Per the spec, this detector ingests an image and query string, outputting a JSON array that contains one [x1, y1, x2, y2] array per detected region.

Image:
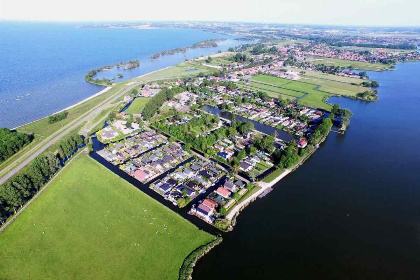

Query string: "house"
[[216, 187, 231, 199], [214, 144, 224, 151], [199, 170, 212, 179], [217, 152, 229, 159], [156, 183, 172, 194], [203, 198, 218, 209], [150, 161, 163, 170], [176, 185, 195, 197], [183, 168, 194, 177], [239, 162, 252, 172], [133, 169, 148, 181], [298, 138, 308, 148], [163, 155, 175, 163], [167, 178, 178, 187], [190, 164, 201, 172], [234, 180, 246, 188], [224, 180, 237, 192], [193, 203, 214, 223]]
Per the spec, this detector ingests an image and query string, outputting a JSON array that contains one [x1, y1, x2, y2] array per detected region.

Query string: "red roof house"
[[134, 169, 148, 181], [203, 199, 218, 209], [216, 187, 231, 198]]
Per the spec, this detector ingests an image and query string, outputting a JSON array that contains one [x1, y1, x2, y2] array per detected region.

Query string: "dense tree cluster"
[[361, 81, 379, 88], [272, 140, 300, 168], [142, 86, 184, 120], [0, 129, 33, 163], [232, 53, 248, 62], [48, 111, 68, 124], [85, 69, 112, 86], [0, 133, 84, 221], [254, 134, 275, 153], [357, 91, 378, 101], [309, 117, 333, 145]]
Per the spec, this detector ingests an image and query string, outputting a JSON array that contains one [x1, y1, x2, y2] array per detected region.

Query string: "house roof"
[[134, 169, 148, 180], [216, 187, 231, 197], [203, 199, 218, 209], [197, 204, 211, 215], [158, 183, 172, 192], [240, 162, 252, 170]]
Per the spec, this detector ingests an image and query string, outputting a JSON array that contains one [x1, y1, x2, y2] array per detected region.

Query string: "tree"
[[219, 207, 227, 217]]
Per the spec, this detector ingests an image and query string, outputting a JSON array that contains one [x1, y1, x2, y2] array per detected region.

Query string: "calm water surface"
[[194, 62, 420, 279], [0, 22, 244, 128]]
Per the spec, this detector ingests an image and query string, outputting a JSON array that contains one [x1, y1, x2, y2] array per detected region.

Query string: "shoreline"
[[12, 86, 111, 130], [12, 65, 174, 130]]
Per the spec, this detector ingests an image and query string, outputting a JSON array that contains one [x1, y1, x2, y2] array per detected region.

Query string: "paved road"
[[0, 84, 137, 184]]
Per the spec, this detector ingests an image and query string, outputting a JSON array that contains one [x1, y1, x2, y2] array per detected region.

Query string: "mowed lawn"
[[0, 154, 213, 280], [125, 97, 151, 114], [251, 75, 332, 110]]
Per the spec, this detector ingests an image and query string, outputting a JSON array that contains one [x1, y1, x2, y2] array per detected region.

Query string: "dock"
[[258, 187, 273, 198]]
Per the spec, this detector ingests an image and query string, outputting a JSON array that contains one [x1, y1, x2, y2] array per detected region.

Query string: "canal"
[[201, 105, 295, 142], [194, 61, 420, 279]]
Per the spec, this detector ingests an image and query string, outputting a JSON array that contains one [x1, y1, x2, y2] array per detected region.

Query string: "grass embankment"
[[0, 154, 213, 280], [133, 60, 214, 83], [262, 168, 285, 183], [309, 56, 393, 71], [125, 97, 151, 115]]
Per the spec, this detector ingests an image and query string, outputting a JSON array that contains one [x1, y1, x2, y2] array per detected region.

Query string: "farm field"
[[308, 56, 393, 71], [299, 69, 365, 85], [247, 82, 303, 98], [0, 154, 213, 280], [125, 97, 151, 114], [250, 75, 332, 110], [300, 76, 365, 97]]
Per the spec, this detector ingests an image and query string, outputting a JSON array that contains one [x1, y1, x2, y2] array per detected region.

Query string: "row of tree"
[[0, 133, 84, 221], [0, 128, 33, 163], [142, 86, 184, 120], [48, 111, 68, 124]]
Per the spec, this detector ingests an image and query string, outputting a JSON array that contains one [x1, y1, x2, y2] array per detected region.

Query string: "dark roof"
[[240, 162, 252, 170], [190, 164, 200, 171], [187, 181, 199, 189], [176, 185, 194, 196], [235, 180, 245, 187], [167, 178, 178, 186], [158, 183, 172, 192], [163, 155, 174, 162], [199, 170, 211, 179]]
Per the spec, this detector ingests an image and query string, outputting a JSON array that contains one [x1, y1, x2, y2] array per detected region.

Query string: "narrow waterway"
[[201, 105, 295, 142], [194, 62, 420, 279]]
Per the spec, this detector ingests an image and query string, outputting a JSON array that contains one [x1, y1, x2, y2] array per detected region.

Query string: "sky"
[[0, 0, 419, 27]]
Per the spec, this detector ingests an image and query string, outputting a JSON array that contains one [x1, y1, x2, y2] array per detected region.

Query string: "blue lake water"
[[0, 22, 246, 128]]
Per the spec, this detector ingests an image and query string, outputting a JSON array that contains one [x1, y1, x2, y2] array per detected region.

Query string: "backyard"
[[125, 97, 151, 114]]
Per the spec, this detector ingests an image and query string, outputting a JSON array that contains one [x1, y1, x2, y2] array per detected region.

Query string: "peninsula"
[[1, 23, 419, 280]]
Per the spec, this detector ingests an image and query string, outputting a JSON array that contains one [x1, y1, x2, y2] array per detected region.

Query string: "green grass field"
[[250, 75, 332, 110], [0, 154, 213, 280], [309, 56, 393, 71], [125, 97, 151, 115], [134, 61, 213, 83]]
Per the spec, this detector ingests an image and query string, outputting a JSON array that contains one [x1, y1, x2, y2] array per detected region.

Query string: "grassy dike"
[[0, 154, 213, 280]]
